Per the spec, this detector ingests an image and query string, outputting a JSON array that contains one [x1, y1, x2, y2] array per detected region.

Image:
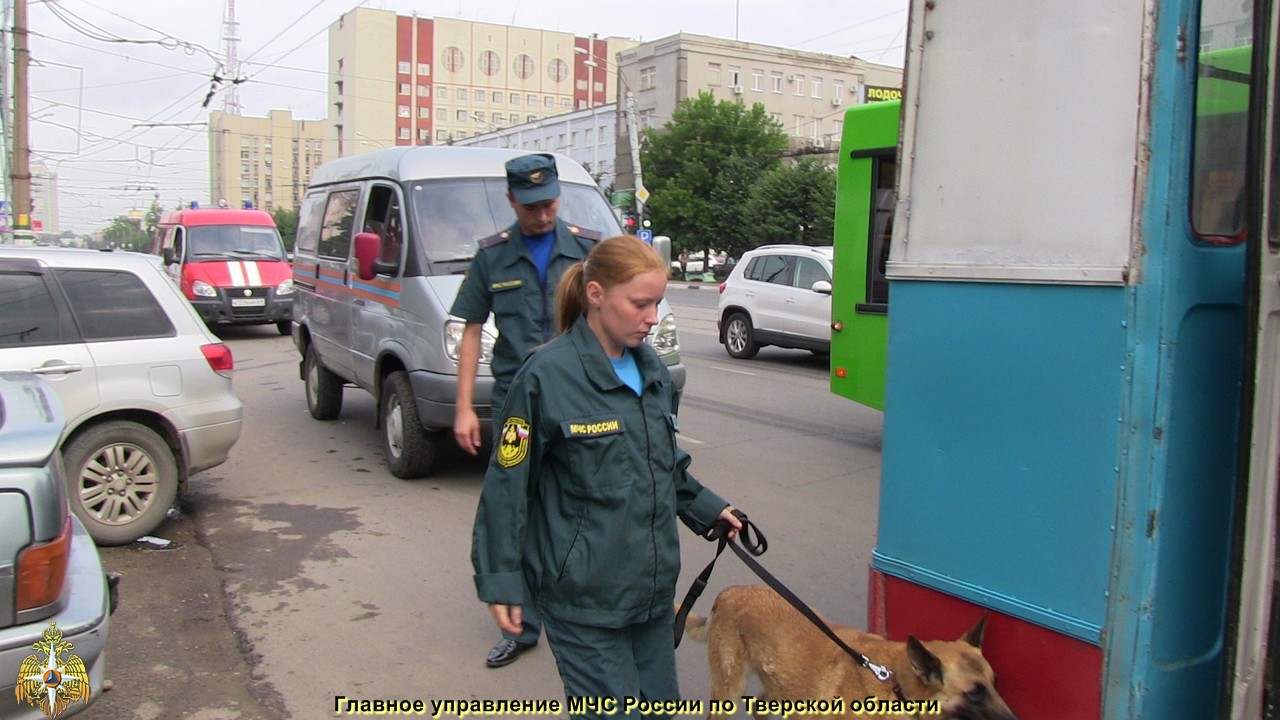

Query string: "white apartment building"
[[208, 109, 327, 212], [451, 103, 620, 189], [326, 7, 635, 157], [613, 33, 904, 189]]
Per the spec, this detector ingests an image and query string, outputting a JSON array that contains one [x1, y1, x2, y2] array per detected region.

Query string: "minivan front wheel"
[[723, 312, 760, 360], [381, 371, 437, 479], [304, 345, 343, 420], [63, 420, 179, 546]]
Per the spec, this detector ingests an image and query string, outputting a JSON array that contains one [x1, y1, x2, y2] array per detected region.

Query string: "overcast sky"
[[25, 0, 907, 232]]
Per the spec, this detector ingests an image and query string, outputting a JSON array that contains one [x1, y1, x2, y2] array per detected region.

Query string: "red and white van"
[[153, 207, 294, 335]]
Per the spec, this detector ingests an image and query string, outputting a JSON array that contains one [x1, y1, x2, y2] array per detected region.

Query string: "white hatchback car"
[[0, 248, 244, 545], [716, 244, 834, 359]]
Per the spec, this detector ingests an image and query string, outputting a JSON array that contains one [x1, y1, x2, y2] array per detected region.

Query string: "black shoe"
[[486, 638, 536, 668]]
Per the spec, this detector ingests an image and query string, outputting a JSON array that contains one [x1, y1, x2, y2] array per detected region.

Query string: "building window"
[[510, 113, 519, 124], [418, 84, 430, 97], [475, 89, 485, 102], [794, 114, 804, 136], [527, 115, 537, 123], [752, 69, 764, 91], [493, 112, 503, 125], [473, 110, 485, 122], [419, 107, 430, 119], [510, 92, 521, 104], [437, 87, 448, 100], [398, 61, 411, 74], [398, 105, 410, 118], [770, 111, 783, 125], [399, 127, 411, 140], [443, 46, 465, 72], [585, 128, 594, 145], [729, 66, 741, 88], [514, 54, 536, 80], [548, 58, 569, 83], [479, 50, 501, 76], [493, 91, 503, 103], [640, 66, 657, 90], [419, 128, 429, 141], [527, 94, 538, 106], [437, 130, 448, 141], [544, 96, 555, 107], [561, 97, 572, 108], [707, 62, 721, 86], [418, 62, 430, 76], [811, 77, 822, 98], [772, 72, 783, 93], [793, 74, 805, 95], [457, 109, 468, 121], [399, 83, 411, 95], [833, 80, 844, 98]]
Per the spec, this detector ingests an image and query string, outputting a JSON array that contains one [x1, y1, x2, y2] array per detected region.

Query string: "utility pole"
[[625, 93, 647, 217], [11, 0, 30, 240]]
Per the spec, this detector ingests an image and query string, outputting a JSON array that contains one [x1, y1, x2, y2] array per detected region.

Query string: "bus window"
[[1190, 0, 1252, 242], [868, 157, 896, 305]]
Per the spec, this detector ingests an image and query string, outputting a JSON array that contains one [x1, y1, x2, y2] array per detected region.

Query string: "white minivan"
[[291, 147, 685, 478]]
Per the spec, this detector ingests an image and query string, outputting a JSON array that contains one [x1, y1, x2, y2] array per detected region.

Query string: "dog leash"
[[674, 511, 913, 707]]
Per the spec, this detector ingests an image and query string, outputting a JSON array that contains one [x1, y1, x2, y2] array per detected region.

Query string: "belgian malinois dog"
[[683, 585, 1018, 720]]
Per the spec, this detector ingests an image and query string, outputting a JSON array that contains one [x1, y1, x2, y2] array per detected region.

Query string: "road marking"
[[679, 434, 705, 445], [709, 365, 757, 376]]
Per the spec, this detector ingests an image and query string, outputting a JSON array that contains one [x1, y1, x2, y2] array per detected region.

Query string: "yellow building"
[[208, 109, 327, 212]]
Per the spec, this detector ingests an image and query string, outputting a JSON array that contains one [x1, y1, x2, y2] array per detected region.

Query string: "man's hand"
[[454, 406, 483, 455]]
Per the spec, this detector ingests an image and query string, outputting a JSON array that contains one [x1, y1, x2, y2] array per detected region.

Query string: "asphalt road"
[[82, 285, 884, 719]]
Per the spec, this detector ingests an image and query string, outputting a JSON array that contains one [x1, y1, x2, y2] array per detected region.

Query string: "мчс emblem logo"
[[497, 417, 531, 468], [14, 622, 91, 719]]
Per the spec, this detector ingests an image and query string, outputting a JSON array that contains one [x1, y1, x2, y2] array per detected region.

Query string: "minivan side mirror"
[[162, 247, 176, 265], [811, 280, 833, 295], [354, 232, 398, 280]]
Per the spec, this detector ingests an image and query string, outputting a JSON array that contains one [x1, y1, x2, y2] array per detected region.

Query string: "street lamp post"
[[575, 49, 647, 218]]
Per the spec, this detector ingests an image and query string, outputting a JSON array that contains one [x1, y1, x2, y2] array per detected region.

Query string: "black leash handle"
[[673, 510, 763, 648]]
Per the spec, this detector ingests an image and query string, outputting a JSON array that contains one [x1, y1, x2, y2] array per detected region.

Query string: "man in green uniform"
[[451, 153, 600, 668]]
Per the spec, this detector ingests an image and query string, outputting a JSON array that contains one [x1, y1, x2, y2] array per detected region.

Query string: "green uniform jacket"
[[450, 219, 600, 404], [472, 319, 728, 628]]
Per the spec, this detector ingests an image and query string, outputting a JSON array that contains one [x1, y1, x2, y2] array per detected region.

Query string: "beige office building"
[[614, 33, 904, 188], [208, 109, 328, 213], [326, 7, 635, 156], [29, 158, 60, 234]]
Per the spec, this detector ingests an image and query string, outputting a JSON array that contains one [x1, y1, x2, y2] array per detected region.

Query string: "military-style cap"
[[506, 153, 561, 204]]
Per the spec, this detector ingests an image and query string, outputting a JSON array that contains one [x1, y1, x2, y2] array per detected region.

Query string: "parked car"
[[717, 244, 834, 359], [291, 146, 684, 479], [0, 248, 244, 545], [0, 372, 114, 720]]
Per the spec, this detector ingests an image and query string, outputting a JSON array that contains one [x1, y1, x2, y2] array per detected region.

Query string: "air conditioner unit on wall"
[[731, 85, 743, 94], [831, 97, 843, 106]]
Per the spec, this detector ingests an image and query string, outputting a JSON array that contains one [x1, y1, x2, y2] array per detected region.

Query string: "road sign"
[[636, 186, 650, 203], [637, 229, 653, 244]]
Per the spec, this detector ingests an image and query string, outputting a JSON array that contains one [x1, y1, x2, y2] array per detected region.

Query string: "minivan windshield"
[[409, 177, 623, 266], [187, 225, 287, 260]]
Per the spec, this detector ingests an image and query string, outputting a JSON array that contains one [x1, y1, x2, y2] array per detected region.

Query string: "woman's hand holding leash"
[[716, 506, 743, 540]]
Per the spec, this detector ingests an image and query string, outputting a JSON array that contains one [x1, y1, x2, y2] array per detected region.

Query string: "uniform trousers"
[[539, 606, 680, 720]]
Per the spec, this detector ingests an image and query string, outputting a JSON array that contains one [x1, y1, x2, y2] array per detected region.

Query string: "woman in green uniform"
[[471, 235, 742, 718]]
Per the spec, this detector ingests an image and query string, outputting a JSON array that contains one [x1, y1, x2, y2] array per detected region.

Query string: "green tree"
[[101, 216, 149, 252], [742, 158, 837, 248], [271, 207, 300, 250], [143, 197, 164, 246], [640, 91, 787, 260]]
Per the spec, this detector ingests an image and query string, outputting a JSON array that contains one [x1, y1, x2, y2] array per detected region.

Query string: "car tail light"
[[719, 282, 727, 294], [202, 343, 235, 376], [17, 516, 72, 611]]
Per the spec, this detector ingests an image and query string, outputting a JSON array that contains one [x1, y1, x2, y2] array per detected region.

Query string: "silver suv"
[[0, 372, 113, 719], [0, 248, 244, 545], [717, 244, 834, 359]]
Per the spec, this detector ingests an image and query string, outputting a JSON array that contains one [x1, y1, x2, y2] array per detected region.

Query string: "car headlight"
[[192, 280, 217, 298], [276, 278, 295, 296], [444, 319, 496, 364], [648, 313, 680, 357]]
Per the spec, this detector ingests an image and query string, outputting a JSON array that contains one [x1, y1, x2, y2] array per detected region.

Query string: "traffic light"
[[641, 207, 652, 229], [623, 212, 638, 232]]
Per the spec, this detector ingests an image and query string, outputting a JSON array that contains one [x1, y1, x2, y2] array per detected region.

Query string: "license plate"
[[231, 297, 266, 307]]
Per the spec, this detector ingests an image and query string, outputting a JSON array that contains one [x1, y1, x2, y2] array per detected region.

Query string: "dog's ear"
[[960, 614, 987, 648], [907, 636, 944, 686]]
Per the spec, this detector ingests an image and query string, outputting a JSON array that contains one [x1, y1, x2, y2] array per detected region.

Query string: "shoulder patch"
[[478, 230, 512, 250], [568, 226, 601, 243], [497, 417, 532, 468]]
